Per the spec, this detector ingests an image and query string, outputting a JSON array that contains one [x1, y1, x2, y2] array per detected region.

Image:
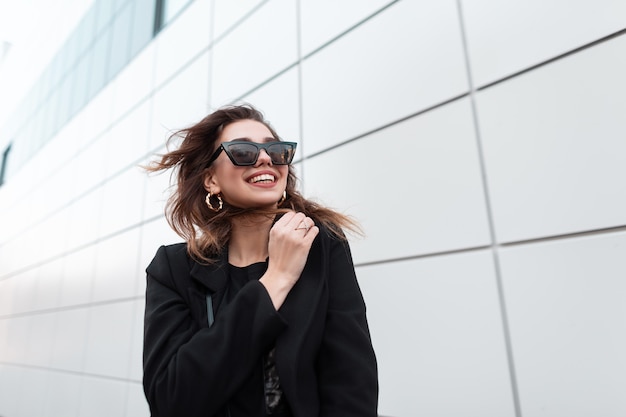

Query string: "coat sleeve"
[[316, 237, 379, 416], [143, 245, 287, 417]]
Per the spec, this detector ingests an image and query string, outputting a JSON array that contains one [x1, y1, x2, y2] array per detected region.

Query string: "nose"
[[256, 148, 272, 165]]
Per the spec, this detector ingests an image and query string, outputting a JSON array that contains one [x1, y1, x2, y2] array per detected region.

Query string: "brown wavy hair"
[[145, 104, 360, 263]]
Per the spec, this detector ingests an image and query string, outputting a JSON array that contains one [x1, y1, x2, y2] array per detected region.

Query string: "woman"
[[143, 104, 378, 417]]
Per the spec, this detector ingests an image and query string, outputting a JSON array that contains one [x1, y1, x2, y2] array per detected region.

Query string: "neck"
[[228, 214, 273, 267]]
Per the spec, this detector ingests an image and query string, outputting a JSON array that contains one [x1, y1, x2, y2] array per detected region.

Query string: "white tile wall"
[[77, 376, 129, 417], [358, 250, 515, 417], [0, 277, 16, 316], [0, 365, 21, 416], [45, 157, 78, 214], [32, 257, 64, 311], [4, 316, 31, 364], [301, 0, 468, 156], [105, 100, 152, 177], [242, 66, 301, 150], [81, 82, 116, 146], [83, 301, 135, 378], [299, 0, 394, 57], [477, 35, 626, 243], [110, 42, 157, 122], [499, 232, 626, 416], [137, 219, 183, 291], [10, 270, 39, 315], [67, 137, 109, 200], [38, 207, 71, 260], [125, 382, 151, 417], [24, 311, 56, 367], [64, 191, 104, 250], [0, 182, 21, 240], [153, 0, 212, 88], [127, 298, 146, 381], [212, 0, 265, 40], [0, 318, 7, 361], [98, 169, 146, 236], [91, 228, 142, 302], [210, 0, 298, 106], [142, 168, 173, 219], [304, 98, 491, 264], [16, 368, 50, 417], [461, 0, 626, 86], [149, 51, 211, 150], [7, 193, 36, 242], [43, 372, 83, 417], [50, 307, 90, 373], [59, 245, 96, 308]]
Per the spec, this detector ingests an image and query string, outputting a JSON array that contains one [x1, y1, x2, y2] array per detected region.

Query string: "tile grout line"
[[0, 295, 144, 320], [476, 27, 626, 91], [0, 361, 143, 384], [455, 2, 523, 416], [353, 224, 626, 269], [354, 245, 492, 268]]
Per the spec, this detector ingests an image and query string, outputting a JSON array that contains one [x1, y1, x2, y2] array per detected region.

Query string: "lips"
[[248, 173, 276, 184]]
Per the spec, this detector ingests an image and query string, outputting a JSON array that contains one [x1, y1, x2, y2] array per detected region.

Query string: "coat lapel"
[[189, 249, 229, 294]]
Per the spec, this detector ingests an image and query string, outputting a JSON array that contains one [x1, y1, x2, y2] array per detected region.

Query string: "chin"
[[231, 200, 280, 210]]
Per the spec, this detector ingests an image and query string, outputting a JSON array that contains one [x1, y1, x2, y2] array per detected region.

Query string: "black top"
[[225, 261, 292, 417]]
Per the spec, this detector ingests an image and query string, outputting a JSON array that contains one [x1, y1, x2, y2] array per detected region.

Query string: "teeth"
[[249, 174, 275, 183]]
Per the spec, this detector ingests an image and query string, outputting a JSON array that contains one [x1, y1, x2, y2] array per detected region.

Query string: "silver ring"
[[296, 221, 310, 231]]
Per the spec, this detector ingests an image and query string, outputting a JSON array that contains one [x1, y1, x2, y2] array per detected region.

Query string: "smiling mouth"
[[248, 174, 276, 184]]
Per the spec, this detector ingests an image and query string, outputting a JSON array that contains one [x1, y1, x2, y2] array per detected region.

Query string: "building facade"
[[1, 0, 625, 416]]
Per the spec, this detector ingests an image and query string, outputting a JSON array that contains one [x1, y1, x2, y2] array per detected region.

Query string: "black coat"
[[143, 226, 378, 417]]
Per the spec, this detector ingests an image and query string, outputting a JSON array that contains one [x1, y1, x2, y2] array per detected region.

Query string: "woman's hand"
[[259, 211, 319, 309]]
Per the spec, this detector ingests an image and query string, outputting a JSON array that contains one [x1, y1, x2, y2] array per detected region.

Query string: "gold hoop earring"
[[206, 192, 223, 212], [278, 190, 286, 205]]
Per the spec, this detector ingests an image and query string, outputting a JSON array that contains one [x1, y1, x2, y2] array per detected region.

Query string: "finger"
[[295, 216, 314, 232], [302, 225, 319, 241], [295, 220, 310, 231], [285, 212, 306, 230], [274, 210, 296, 228]]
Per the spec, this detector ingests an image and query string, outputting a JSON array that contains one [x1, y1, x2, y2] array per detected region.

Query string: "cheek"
[[210, 165, 240, 191]]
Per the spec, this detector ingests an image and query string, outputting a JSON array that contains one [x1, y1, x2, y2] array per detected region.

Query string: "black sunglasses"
[[207, 141, 297, 167]]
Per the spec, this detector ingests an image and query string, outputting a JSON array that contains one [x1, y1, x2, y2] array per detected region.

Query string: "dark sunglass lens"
[[267, 143, 294, 164], [228, 143, 258, 165]]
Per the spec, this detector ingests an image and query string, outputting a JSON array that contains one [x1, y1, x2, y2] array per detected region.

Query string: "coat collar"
[[189, 248, 229, 293]]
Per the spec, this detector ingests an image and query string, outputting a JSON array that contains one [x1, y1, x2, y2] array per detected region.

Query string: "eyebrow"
[[230, 137, 278, 143]]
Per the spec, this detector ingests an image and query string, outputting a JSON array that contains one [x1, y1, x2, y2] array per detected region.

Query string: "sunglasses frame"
[[207, 141, 297, 167]]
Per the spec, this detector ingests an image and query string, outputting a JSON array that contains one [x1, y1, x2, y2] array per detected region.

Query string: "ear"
[[204, 173, 220, 194]]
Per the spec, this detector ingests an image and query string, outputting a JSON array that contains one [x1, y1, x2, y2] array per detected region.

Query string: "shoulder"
[[314, 221, 342, 241], [314, 221, 349, 248], [311, 222, 354, 265], [146, 242, 191, 282]]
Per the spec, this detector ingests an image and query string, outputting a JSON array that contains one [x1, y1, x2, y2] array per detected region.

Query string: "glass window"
[[69, 54, 92, 116], [0, 143, 12, 186], [113, 0, 131, 15], [107, 3, 133, 79], [59, 32, 79, 77], [48, 53, 64, 94], [75, 7, 97, 58], [154, 0, 192, 34], [87, 28, 112, 99], [129, 0, 156, 57], [56, 74, 74, 131], [94, 0, 115, 36]]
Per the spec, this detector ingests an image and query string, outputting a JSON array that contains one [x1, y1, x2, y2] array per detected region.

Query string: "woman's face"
[[204, 119, 289, 209]]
